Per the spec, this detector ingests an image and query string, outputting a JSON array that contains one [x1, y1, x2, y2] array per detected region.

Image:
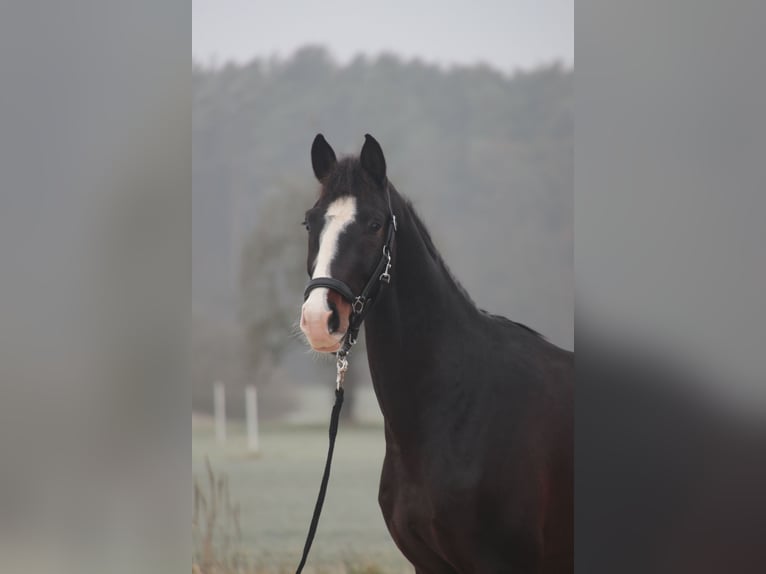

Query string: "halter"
[[302, 185, 397, 361]]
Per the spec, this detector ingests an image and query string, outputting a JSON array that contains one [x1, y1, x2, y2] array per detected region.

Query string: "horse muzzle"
[[300, 288, 352, 352]]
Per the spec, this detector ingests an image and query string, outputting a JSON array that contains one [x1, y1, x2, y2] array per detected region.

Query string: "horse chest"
[[378, 448, 483, 569]]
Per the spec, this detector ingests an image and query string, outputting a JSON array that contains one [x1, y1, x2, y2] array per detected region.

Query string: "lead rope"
[[294, 348, 350, 574]]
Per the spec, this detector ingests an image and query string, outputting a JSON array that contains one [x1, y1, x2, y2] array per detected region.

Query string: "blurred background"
[[193, 1, 572, 571]]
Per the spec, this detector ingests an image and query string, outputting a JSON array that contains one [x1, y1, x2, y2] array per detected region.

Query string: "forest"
[[192, 47, 572, 417]]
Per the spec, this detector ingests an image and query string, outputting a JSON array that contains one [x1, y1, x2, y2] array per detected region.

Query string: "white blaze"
[[303, 196, 357, 315]]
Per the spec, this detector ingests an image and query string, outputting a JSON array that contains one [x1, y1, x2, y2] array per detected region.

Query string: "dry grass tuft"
[[193, 457, 253, 573]]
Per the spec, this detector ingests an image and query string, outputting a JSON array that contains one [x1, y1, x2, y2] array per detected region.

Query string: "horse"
[[299, 133, 573, 573]]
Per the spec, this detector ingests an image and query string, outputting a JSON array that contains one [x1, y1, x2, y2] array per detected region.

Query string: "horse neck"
[[363, 193, 477, 441]]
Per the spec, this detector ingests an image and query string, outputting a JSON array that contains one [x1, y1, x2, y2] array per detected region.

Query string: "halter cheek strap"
[[303, 187, 397, 357]]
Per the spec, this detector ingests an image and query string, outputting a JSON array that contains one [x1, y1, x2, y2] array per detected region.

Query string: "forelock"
[[320, 157, 378, 201]]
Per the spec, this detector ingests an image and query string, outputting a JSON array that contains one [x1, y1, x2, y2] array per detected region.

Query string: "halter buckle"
[[352, 297, 366, 314]]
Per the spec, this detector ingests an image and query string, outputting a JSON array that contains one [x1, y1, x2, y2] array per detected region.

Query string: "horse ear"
[[360, 133, 387, 186], [311, 134, 337, 181]]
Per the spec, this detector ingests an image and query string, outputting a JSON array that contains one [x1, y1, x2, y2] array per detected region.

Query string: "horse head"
[[300, 133, 395, 352]]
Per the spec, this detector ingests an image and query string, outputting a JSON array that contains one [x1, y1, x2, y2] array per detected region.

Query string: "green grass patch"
[[193, 422, 411, 573]]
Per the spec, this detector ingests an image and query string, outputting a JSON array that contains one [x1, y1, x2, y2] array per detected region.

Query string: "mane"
[[322, 158, 544, 340], [398, 192, 544, 340], [400, 195, 477, 306]]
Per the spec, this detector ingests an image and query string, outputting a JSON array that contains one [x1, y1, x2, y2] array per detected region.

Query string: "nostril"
[[327, 300, 340, 333]]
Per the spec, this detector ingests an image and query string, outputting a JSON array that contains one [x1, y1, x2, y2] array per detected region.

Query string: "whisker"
[[288, 321, 305, 341]]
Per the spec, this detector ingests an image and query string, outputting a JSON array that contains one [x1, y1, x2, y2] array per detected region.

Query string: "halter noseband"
[[303, 186, 397, 356]]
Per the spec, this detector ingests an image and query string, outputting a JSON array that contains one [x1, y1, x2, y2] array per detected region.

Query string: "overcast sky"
[[193, 0, 573, 73]]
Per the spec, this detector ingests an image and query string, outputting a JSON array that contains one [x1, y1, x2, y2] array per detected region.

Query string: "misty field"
[[193, 388, 412, 573]]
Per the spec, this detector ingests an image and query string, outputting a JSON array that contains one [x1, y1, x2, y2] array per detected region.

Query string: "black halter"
[[303, 186, 397, 356]]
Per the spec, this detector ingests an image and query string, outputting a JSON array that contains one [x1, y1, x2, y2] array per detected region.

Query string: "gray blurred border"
[[577, 1, 766, 572], [0, 2, 189, 573]]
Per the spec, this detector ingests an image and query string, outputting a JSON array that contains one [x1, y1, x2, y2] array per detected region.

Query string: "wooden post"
[[214, 381, 226, 444], [245, 385, 260, 453]]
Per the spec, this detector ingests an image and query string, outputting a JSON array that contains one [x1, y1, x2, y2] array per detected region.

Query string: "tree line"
[[193, 47, 572, 417]]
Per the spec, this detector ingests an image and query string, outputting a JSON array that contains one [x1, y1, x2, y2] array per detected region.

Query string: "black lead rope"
[[294, 385, 344, 574]]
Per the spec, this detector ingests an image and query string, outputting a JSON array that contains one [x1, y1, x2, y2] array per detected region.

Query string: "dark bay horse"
[[299, 134, 573, 573]]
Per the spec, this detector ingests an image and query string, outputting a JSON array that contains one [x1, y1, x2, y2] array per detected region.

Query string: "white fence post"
[[245, 385, 260, 453], [214, 381, 226, 444]]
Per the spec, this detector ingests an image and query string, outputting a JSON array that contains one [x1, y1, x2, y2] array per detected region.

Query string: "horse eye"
[[369, 221, 382, 231]]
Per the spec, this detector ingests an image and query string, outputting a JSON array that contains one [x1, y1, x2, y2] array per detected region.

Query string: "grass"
[[193, 397, 412, 574]]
